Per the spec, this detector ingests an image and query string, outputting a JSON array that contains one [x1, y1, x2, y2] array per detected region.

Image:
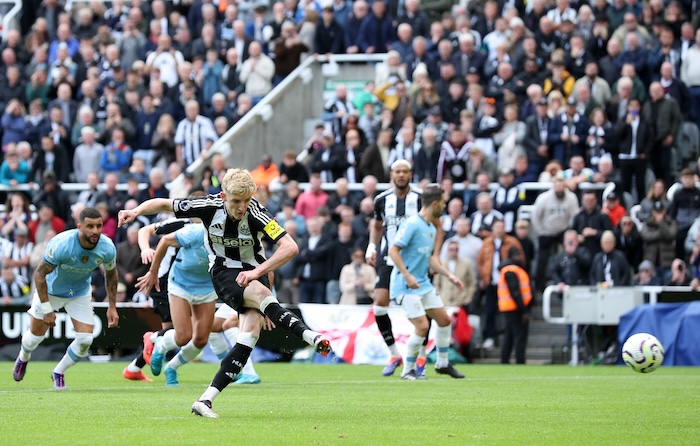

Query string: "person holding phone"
[[615, 97, 653, 199]]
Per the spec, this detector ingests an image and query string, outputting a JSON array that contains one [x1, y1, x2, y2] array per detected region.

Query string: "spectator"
[[669, 168, 700, 259], [145, 35, 184, 89], [0, 266, 31, 307], [344, 0, 369, 54], [31, 135, 69, 184], [326, 222, 355, 304], [295, 173, 329, 220], [28, 204, 65, 245], [315, 4, 345, 56], [3, 227, 34, 279], [70, 106, 98, 149], [571, 191, 613, 255], [174, 100, 216, 169], [498, 247, 532, 365], [239, 41, 275, 105], [339, 247, 376, 305], [533, 176, 580, 290], [0, 193, 33, 242], [1, 100, 26, 147], [310, 130, 339, 183], [72, 127, 104, 183], [76, 172, 101, 208], [297, 216, 330, 304], [357, 0, 395, 54], [440, 217, 483, 275], [634, 260, 663, 286], [640, 200, 677, 281], [637, 179, 667, 229], [493, 105, 526, 173], [471, 192, 504, 240], [476, 219, 524, 351], [0, 147, 31, 187], [435, 240, 476, 308], [523, 97, 552, 174], [221, 48, 244, 104], [100, 127, 133, 181], [681, 28, 700, 130], [135, 167, 169, 205], [93, 172, 126, 218], [351, 197, 374, 248], [615, 215, 644, 273], [589, 230, 631, 286], [100, 102, 135, 145], [24, 99, 51, 148], [642, 82, 682, 185], [667, 258, 691, 286], [151, 113, 177, 171], [250, 154, 280, 189], [614, 97, 651, 198], [278, 149, 310, 184]]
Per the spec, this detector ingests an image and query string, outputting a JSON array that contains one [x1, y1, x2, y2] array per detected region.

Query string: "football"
[[621, 333, 665, 373]]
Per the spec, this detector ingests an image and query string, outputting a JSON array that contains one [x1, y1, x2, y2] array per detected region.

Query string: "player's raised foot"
[[415, 357, 427, 379], [142, 331, 155, 365], [435, 364, 465, 379], [52, 372, 67, 390], [12, 358, 27, 382], [164, 366, 179, 387], [192, 400, 219, 418], [401, 370, 418, 380], [150, 338, 165, 376], [313, 335, 332, 357], [382, 356, 403, 376], [233, 373, 261, 385], [122, 367, 153, 382]]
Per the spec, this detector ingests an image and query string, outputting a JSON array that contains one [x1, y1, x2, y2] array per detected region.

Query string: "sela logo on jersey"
[[209, 234, 254, 247], [385, 215, 408, 226]]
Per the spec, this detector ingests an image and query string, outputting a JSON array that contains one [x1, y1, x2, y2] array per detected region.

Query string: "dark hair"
[[80, 207, 102, 222], [189, 190, 207, 198], [422, 185, 443, 207]]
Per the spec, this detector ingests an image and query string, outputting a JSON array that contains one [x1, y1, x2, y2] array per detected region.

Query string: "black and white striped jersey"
[[3, 241, 34, 279], [152, 217, 192, 279], [0, 274, 30, 299], [373, 186, 422, 265], [172, 195, 287, 270]]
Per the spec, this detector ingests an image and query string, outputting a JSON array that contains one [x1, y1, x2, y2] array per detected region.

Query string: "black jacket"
[[613, 225, 644, 273], [296, 234, 331, 281], [314, 20, 345, 54], [571, 207, 613, 255], [549, 247, 592, 286], [589, 249, 631, 286], [614, 116, 654, 158]]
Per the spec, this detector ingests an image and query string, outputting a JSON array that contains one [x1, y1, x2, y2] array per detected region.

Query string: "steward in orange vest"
[[497, 247, 532, 364]]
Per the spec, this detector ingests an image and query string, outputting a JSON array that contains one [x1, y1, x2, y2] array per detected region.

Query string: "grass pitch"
[[1, 361, 699, 445]]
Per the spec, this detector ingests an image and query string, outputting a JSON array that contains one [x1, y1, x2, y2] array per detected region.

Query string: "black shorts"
[[211, 264, 271, 313], [150, 276, 171, 323], [375, 256, 393, 291]]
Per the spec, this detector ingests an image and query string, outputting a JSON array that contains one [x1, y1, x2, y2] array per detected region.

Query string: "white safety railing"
[[542, 285, 694, 365], [0, 0, 20, 41]]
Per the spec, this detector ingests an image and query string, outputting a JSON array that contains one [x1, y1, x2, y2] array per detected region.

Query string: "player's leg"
[[164, 298, 216, 386], [425, 297, 464, 379], [192, 309, 264, 418], [13, 310, 49, 382], [152, 294, 192, 376], [373, 263, 401, 374], [397, 294, 429, 380], [208, 313, 229, 360], [415, 317, 432, 378], [49, 294, 96, 389], [229, 312, 259, 384]]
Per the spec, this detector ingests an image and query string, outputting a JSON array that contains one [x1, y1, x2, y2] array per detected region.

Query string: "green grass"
[[1, 362, 699, 445]]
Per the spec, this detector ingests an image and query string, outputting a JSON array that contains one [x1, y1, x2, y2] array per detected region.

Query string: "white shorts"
[[393, 289, 445, 319], [214, 304, 236, 320], [28, 291, 95, 325], [168, 281, 218, 305]]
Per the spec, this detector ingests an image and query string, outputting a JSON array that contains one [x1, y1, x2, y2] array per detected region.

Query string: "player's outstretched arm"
[[236, 234, 299, 287], [138, 223, 158, 264], [118, 198, 174, 227], [34, 260, 57, 327], [104, 266, 120, 328], [136, 233, 179, 295]]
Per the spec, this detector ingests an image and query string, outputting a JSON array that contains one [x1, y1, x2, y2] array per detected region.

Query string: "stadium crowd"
[[3, 0, 700, 340]]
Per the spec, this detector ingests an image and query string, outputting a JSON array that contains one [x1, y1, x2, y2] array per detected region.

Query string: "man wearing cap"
[[634, 260, 663, 285], [497, 246, 532, 364], [668, 168, 700, 258], [640, 200, 677, 281]]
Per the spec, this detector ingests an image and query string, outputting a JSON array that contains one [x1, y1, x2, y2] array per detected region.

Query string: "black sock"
[[375, 313, 395, 347], [263, 303, 309, 339], [157, 328, 171, 337], [211, 344, 253, 391], [423, 317, 432, 346], [135, 351, 147, 368]]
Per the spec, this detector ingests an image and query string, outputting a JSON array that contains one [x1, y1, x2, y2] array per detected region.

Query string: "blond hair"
[[221, 168, 257, 197]]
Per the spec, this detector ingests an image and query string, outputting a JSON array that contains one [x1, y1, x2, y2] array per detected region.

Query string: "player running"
[[366, 160, 442, 376], [13, 207, 119, 389], [208, 304, 260, 384], [118, 168, 331, 418], [388, 185, 465, 380]]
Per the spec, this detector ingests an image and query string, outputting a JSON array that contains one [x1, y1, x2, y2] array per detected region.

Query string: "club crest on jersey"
[[81, 256, 89, 264], [95, 258, 103, 264], [179, 200, 192, 212], [238, 221, 250, 235]]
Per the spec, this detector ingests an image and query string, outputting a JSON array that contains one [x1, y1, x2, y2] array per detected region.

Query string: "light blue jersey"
[[389, 214, 436, 298], [170, 224, 214, 295], [43, 230, 117, 299]]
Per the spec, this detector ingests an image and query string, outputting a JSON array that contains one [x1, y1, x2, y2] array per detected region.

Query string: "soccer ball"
[[621, 333, 665, 373]]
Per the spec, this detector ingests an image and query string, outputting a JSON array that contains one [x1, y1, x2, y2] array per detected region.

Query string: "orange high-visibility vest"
[[219, 0, 228, 13], [497, 265, 532, 312]]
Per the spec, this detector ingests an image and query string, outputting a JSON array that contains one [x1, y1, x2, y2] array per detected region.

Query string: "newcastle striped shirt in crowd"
[[174, 115, 217, 168], [172, 195, 287, 270]]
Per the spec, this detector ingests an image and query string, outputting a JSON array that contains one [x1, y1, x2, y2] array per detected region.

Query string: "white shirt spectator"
[[145, 50, 185, 88]]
